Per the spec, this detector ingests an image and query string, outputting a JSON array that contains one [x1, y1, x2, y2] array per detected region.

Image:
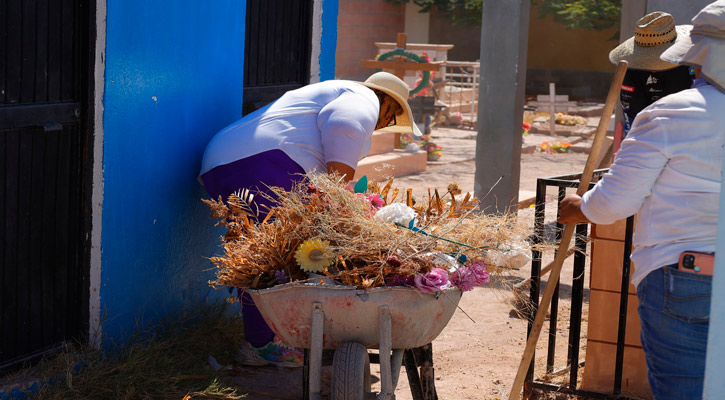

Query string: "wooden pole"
[[394, 33, 408, 79], [507, 61, 628, 400], [396, 32, 407, 48], [511, 247, 577, 294]]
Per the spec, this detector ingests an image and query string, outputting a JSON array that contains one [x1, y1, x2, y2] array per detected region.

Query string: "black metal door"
[[1, 0, 92, 371], [242, 0, 314, 115]]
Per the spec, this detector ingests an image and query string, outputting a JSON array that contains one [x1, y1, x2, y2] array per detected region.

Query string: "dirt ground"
[[227, 125, 595, 400]]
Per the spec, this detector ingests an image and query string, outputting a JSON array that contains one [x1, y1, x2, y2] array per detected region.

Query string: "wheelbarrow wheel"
[[331, 342, 371, 400]]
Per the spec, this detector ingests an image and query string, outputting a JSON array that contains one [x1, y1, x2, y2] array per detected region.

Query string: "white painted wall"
[[646, 0, 713, 24], [89, 0, 106, 348], [310, 0, 323, 83], [404, 3, 429, 44], [620, 0, 646, 42], [620, 0, 712, 39]]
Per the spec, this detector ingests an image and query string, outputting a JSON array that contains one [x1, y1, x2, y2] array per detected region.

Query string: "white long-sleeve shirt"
[[199, 80, 379, 178], [581, 84, 725, 286]]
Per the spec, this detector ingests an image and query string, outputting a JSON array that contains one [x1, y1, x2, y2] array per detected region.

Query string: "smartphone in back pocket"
[[678, 251, 715, 275]]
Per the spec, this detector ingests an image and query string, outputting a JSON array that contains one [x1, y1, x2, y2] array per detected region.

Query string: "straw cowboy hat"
[[360, 72, 423, 137], [661, 0, 725, 92], [609, 11, 692, 71]]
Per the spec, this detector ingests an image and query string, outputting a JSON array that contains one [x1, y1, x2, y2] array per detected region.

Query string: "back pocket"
[[663, 266, 712, 323]]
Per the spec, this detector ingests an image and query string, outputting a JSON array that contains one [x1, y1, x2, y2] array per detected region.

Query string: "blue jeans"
[[637, 266, 712, 400]]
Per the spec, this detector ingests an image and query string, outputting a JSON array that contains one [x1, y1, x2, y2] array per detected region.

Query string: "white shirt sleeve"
[[580, 110, 669, 224], [316, 89, 379, 169]]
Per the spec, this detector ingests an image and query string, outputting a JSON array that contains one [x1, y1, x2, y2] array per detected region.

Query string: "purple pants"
[[202, 149, 307, 218], [202, 149, 307, 347]]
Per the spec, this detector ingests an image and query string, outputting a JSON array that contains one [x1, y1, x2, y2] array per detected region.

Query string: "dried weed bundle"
[[204, 174, 533, 291]]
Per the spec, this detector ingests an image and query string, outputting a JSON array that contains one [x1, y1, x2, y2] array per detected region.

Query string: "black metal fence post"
[[613, 215, 635, 394], [525, 178, 547, 387], [526, 170, 640, 400], [568, 222, 588, 388]]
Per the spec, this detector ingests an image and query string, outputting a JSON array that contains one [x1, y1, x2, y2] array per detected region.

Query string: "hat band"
[[634, 26, 676, 47]]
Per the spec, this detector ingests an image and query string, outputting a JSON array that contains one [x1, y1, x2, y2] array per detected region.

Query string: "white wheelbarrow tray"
[[249, 283, 462, 400]]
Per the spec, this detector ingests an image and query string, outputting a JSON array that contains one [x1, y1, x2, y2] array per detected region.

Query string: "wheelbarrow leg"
[[418, 344, 437, 400], [377, 306, 404, 400], [403, 349, 425, 400], [309, 302, 324, 400], [403, 345, 437, 400], [390, 349, 404, 390], [303, 349, 310, 400]]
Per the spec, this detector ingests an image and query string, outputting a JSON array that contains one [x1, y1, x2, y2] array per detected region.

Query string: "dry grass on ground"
[[15, 302, 247, 400]]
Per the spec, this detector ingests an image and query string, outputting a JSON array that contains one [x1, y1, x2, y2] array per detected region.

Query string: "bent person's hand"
[[558, 194, 591, 225]]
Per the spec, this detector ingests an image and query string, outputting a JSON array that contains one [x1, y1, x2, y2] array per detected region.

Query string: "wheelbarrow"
[[248, 283, 462, 400]]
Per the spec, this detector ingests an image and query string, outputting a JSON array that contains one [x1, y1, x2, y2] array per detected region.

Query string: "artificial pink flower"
[[468, 261, 490, 285], [450, 261, 490, 291], [450, 267, 477, 291], [367, 194, 385, 209], [414, 268, 452, 293]]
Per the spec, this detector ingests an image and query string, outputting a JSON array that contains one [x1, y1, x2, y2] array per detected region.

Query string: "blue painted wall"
[[101, 0, 246, 340], [320, 0, 339, 81], [100, 0, 339, 341]]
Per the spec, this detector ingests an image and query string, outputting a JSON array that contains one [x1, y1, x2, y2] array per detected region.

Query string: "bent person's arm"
[[317, 91, 378, 182], [327, 161, 355, 182]]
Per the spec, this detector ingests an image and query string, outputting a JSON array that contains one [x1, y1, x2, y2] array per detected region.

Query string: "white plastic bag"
[[374, 203, 417, 227], [485, 240, 531, 269]]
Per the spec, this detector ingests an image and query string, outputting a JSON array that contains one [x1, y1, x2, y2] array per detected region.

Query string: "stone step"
[[445, 101, 478, 115], [354, 149, 427, 181], [369, 130, 398, 155]]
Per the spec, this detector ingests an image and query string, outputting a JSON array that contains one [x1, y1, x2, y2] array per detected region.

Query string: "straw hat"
[[661, 0, 725, 92], [360, 72, 423, 137], [609, 11, 692, 71]]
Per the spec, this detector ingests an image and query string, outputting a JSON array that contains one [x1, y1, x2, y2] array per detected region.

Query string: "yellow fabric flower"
[[295, 239, 333, 272]]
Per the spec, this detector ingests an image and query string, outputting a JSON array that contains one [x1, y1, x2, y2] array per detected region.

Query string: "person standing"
[[559, 2, 725, 398], [608, 11, 695, 136], [199, 71, 422, 366]]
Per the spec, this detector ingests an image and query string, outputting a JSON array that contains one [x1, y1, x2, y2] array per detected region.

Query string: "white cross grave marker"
[[528, 83, 577, 135]]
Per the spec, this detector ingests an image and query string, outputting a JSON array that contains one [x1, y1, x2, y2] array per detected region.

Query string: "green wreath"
[[376, 49, 431, 96]]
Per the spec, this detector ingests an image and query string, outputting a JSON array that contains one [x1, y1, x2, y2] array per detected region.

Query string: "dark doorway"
[[242, 0, 314, 115], [1, 0, 94, 371]]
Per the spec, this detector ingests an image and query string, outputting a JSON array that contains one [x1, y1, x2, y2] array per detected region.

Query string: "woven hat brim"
[[609, 25, 692, 71], [661, 33, 725, 92], [359, 82, 423, 137]]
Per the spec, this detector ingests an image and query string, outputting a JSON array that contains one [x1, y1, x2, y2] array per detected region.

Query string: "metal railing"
[[525, 170, 641, 400], [435, 61, 480, 127]]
